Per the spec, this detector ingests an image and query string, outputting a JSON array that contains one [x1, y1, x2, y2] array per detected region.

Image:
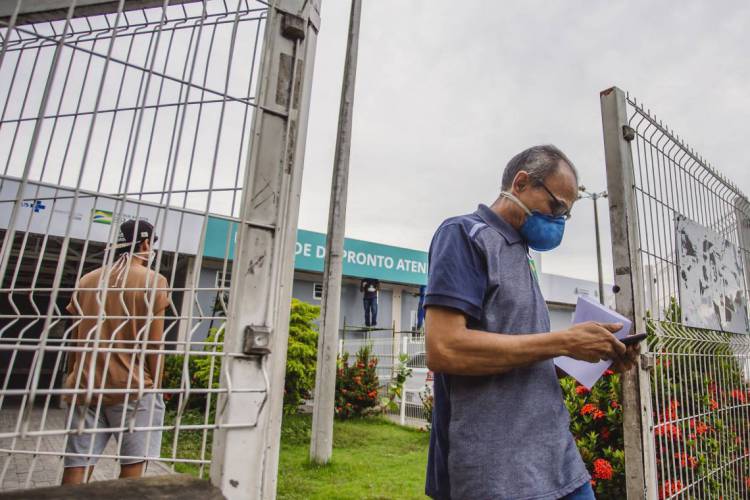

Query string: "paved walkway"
[[0, 406, 173, 492]]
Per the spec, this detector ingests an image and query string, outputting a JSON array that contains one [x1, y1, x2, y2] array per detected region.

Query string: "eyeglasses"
[[539, 183, 572, 220]]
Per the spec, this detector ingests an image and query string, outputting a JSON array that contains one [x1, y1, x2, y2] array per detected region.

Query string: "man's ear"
[[512, 170, 530, 193]]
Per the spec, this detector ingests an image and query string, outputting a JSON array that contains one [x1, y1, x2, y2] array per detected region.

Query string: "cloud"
[[299, 0, 750, 283]]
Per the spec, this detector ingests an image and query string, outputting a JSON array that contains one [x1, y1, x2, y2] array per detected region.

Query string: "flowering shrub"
[[646, 298, 750, 498], [563, 296, 750, 499], [335, 345, 380, 419], [561, 369, 625, 498]]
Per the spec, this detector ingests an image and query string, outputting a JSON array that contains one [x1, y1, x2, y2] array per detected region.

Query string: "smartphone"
[[620, 333, 647, 345]]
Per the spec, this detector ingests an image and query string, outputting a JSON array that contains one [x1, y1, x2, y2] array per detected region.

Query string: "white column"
[[177, 256, 196, 347]]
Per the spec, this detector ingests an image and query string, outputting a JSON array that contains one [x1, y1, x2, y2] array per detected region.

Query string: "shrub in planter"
[[335, 345, 380, 419]]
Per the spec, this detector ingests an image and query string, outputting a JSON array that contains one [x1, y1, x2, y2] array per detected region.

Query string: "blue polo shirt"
[[424, 204, 589, 500]]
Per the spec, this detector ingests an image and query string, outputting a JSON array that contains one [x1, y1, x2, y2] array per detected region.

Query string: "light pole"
[[578, 185, 607, 304]]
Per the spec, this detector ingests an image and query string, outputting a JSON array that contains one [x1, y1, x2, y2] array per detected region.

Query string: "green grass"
[[278, 415, 430, 500], [160, 410, 430, 499]]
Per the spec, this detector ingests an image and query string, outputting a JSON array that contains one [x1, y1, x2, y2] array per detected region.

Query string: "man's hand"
[[561, 321, 626, 363], [611, 342, 640, 373]]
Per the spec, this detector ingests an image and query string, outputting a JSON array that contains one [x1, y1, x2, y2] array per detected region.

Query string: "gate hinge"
[[622, 125, 636, 142], [640, 353, 655, 371], [281, 13, 306, 41], [243, 325, 272, 355]]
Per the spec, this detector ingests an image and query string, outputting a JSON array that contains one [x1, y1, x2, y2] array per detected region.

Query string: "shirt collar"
[[476, 204, 523, 245]]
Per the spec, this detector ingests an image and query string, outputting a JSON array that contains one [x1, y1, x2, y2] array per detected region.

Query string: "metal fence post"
[[600, 86, 657, 500], [209, 1, 321, 499], [400, 390, 406, 426]]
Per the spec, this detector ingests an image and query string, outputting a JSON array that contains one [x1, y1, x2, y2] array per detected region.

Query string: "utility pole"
[[310, 0, 362, 464], [579, 186, 607, 304]]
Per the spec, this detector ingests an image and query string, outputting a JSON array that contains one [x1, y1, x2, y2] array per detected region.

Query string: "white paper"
[[553, 295, 633, 389]]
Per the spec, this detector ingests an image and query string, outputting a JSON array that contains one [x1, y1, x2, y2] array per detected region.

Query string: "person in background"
[[62, 219, 169, 484], [360, 278, 380, 327], [416, 284, 427, 331]]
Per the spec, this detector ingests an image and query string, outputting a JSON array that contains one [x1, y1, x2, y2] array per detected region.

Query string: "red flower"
[[592, 458, 613, 480], [592, 409, 606, 420], [581, 403, 597, 416], [745, 477, 750, 488], [657, 358, 671, 368], [600, 427, 610, 440], [691, 420, 709, 436], [604, 369, 614, 376], [730, 389, 746, 403], [590, 479, 596, 487], [709, 399, 719, 411], [654, 423, 682, 440], [674, 452, 698, 469], [610, 400, 620, 409], [659, 480, 683, 499], [575, 385, 590, 395]]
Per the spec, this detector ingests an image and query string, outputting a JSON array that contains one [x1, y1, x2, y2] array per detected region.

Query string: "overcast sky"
[[298, 0, 750, 283]]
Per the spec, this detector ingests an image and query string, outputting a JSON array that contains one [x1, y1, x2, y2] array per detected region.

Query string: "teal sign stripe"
[[204, 217, 427, 286]]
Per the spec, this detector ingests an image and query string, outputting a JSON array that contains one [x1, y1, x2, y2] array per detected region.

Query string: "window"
[[313, 283, 323, 300], [215, 270, 231, 289]]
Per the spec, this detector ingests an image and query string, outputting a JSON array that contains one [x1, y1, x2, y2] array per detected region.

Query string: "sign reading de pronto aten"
[[203, 217, 427, 286]]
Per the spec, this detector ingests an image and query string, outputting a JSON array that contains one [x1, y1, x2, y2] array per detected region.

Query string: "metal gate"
[[0, 1, 320, 498], [601, 87, 750, 499]]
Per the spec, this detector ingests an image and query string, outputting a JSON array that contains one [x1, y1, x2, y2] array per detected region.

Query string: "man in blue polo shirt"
[[424, 145, 639, 500]]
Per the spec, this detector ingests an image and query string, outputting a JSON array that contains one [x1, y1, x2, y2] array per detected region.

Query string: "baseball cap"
[[116, 219, 158, 248]]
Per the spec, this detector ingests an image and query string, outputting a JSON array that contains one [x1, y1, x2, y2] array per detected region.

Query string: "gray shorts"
[[64, 393, 165, 467]]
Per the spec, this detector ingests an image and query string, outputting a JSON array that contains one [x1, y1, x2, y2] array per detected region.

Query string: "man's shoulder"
[[79, 267, 104, 287], [433, 211, 488, 246], [125, 266, 168, 286]]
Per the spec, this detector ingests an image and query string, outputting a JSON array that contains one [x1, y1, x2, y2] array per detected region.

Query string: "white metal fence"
[[0, 1, 321, 498], [339, 335, 431, 428], [601, 87, 750, 499]]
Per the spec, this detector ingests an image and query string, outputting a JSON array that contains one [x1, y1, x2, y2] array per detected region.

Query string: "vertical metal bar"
[[208, 1, 320, 498], [309, 0, 360, 465], [600, 86, 657, 499]]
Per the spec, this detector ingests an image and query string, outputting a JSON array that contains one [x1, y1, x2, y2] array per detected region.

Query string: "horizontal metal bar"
[[0, 0, 199, 26], [0, 96, 255, 126], [1, 10, 266, 52]]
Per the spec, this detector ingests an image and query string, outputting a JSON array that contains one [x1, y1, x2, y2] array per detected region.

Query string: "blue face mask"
[[501, 191, 566, 251]]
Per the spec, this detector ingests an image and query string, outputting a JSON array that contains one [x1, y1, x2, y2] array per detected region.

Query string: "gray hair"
[[500, 145, 578, 190]]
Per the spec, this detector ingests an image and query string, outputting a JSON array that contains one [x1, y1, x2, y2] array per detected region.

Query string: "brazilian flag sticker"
[[92, 209, 113, 225]]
